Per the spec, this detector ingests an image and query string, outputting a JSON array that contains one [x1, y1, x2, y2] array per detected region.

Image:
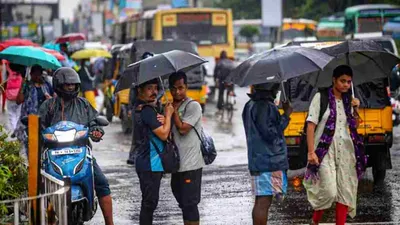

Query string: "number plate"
[[51, 149, 83, 156]]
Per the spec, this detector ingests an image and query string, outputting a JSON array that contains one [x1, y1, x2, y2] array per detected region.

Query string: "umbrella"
[[55, 33, 86, 44], [43, 42, 61, 51], [303, 40, 400, 88], [0, 46, 61, 70], [0, 38, 39, 51], [228, 46, 334, 87], [71, 49, 112, 60], [115, 50, 207, 93], [36, 47, 65, 61]]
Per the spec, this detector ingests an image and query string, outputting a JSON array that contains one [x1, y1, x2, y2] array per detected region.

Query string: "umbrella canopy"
[[303, 40, 400, 88], [228, 46, 334, 87], [43, 42, 61, 51], [115, 50, 207, 93], [0, 46, 61, 70], [55, 33, 86, 44], [0, 38, 39, 51], [36, 47, 65, 61], [71, 49, 112, 60]]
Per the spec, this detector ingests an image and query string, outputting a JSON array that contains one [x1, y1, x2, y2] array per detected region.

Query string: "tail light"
[[368, 135, 385, 143], [285, 137, 301, 145]]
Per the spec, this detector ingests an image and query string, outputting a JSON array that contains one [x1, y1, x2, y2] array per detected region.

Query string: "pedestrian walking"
[[132, 78, 174, 225], [304, 65, 366, 225], [169, 71, 204, 225], [242, 83, 293, 225], [214, 50, 235, 115], [77, 59, 97, 109], [15, 64, 54, 158], [4, 64, 23, 134]]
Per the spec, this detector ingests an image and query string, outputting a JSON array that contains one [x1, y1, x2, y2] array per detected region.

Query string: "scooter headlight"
[[54, 130, 77, 143], [74, 159, 85, 175], [75, 130, 87, 140], [51, 161, 63, 175]]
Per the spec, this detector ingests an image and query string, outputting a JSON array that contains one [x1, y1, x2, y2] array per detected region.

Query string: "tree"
[[239, 25, 260, 43], [215, 0, 261, 19]]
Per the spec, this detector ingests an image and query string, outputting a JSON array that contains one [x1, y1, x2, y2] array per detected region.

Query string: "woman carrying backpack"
[[304, 65, 367, 225], [4, 63, 23, 134]]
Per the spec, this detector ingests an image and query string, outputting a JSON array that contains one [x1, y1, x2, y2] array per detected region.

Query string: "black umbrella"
[[303, 40, 400, 88], [228, 46, 333, 88], [115, 50, 207, 93]]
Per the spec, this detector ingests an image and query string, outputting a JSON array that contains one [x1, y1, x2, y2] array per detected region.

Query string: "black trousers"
[[171, 168, 203, 222], [137, 171, 163, 225]]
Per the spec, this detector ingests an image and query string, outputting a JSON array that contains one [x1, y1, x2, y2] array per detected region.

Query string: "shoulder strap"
[[318, 89, 329, 123], [183, 99, 196, 117]]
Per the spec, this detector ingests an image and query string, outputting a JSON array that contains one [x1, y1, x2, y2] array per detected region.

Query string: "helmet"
[[52, 67, 81, 100]]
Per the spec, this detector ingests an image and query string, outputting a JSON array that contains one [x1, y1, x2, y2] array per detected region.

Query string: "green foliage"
[[239, 25, 260, 43], [0, 125, 28, 218]]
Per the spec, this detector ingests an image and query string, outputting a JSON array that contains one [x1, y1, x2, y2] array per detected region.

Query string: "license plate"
[[51, 149, 83, 156]]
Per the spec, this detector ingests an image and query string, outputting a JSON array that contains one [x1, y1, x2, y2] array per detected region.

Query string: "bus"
[[344, 4, 400, 37], [317, 15, 345, 41], [114, 8, 235, 75]]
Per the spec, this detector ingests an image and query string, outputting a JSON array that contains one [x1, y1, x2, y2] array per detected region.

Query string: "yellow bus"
[[120, 8, 235, 75]]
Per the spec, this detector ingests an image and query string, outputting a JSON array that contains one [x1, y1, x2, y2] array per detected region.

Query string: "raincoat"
[[242, 92, 290, 172]]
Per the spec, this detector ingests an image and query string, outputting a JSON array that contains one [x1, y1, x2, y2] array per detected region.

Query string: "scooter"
[[40, 117, 109, 225]]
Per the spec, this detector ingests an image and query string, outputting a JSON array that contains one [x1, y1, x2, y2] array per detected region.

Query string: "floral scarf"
[[305, 88, 367, 182]]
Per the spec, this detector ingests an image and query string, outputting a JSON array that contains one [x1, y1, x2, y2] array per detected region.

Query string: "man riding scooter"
[[38, 67, 114, 225]]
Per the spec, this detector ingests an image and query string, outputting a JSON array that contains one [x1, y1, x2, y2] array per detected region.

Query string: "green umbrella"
[[0, 46, 61, 70]]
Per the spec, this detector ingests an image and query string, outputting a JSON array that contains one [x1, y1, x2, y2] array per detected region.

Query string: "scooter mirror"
[[95, 116, 109, 126]]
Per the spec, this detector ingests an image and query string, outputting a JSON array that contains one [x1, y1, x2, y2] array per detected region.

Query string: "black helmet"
[[53, 67, 81, 100]]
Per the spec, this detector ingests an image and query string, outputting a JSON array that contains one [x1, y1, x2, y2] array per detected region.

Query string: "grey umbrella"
[[228, 46, 334, 88], [115, 50, 207, 93], [302, 40, 400, 88]]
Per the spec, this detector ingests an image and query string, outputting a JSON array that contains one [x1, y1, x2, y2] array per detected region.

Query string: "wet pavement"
[[84, 86, 400, 225], [1, 87, 399, 224]]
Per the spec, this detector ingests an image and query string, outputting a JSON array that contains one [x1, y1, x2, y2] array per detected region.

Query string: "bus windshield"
[[162, 13, 227, 45]]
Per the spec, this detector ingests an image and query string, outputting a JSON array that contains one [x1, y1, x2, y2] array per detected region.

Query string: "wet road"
[[89, 87, 400, 225]]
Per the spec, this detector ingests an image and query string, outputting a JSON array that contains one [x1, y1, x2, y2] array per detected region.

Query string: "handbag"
[[149, 133, 180, 173], [141, 104, 180, 173]]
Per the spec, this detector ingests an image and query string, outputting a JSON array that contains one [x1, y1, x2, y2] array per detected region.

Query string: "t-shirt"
[[133, 100, 165, 172], [172, 98, 204, 172]]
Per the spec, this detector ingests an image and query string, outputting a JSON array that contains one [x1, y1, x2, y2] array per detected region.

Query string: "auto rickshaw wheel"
[[372, 167, 386, 186]]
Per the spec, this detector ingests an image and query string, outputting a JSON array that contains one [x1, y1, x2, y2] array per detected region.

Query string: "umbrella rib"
[[357, 52, 388, 77]]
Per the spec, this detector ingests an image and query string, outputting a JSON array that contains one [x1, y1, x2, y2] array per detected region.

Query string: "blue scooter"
[[40, 117, 108, 225]]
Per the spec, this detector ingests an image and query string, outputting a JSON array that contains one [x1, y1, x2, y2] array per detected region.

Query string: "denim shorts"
[[93, 159, 111, 198]]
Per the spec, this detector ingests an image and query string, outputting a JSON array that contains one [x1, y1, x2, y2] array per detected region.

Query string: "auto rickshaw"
[[283, 40, 398, 184], [113, 43, 133, 134]]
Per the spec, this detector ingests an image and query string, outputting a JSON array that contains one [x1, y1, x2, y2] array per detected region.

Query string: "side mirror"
[[95, 116, 109, 126], [21, 116, 28, 126]]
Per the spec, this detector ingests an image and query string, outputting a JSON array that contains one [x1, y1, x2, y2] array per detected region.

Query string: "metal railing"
[[0, 170, 70, 225]]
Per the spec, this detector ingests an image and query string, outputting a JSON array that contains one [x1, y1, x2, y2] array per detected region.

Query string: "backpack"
[[183, 100, 217, 165], [295, 89, 329, 170], [5, 71, 22, 101]]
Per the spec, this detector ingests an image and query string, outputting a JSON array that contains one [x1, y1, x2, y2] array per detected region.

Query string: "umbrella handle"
[[281, 81, 288, 102], [159, 77, 168, 102], [351, 81, 355, 98]]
